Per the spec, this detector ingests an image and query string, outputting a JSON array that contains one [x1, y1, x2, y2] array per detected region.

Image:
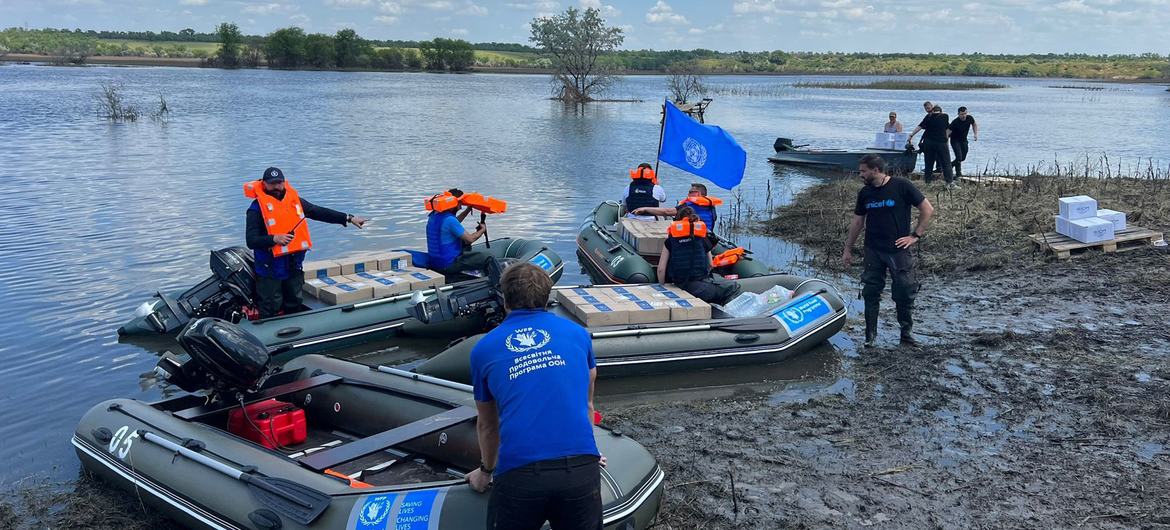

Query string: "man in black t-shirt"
[[948, 106, 979, 178], [908, 105, 954, 185], [843, 154, 935, 347]]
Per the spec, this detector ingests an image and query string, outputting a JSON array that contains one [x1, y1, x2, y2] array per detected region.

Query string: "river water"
[[0, 63, 1167, 483]]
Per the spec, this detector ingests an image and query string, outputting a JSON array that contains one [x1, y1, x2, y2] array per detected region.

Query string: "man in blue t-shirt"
[[425, 188, 489, 279], [466, 263, 603, 530]]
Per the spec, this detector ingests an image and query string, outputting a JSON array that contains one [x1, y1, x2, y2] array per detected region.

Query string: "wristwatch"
[[912, 231, 924, 240], [479, 463, 494, 474], [346, 214, 354, 224]]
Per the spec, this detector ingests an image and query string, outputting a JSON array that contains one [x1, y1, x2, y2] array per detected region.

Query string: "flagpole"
[[653, 100, 667, 174]]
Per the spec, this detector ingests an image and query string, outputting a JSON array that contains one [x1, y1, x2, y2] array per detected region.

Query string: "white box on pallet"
[[1096, 208, 1126, 231], [1058, 196, 1097, 220], [1066, 217, 1115, 244], [873, 133, 896, 149]]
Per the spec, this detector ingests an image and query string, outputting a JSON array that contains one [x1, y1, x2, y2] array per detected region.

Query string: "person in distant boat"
[[622, 163, 666, 220], [657, 206, 741, 305], [948, 106, 979, 178], [466, 263, 605, 530], [908, 104, 954, 186], [842, 154, 934, 348], [424, 188, 490, 278], [884, 111, 903, 133], [631, 182, 723, 233], [244, 167, 367, 318]]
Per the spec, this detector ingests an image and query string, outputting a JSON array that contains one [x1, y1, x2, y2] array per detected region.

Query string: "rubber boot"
[[863, 302, 879, 348], [896, 305, 917, 346]]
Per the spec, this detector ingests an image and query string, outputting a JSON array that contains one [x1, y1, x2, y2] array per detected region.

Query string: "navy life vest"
[[426, 211, 463, 270], [665, 219, 711, 283], [625, 180, 659, 212], [248, 201, 307, 280]]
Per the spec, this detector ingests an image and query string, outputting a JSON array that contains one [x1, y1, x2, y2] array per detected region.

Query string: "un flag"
[[657, 100, 747, 190]]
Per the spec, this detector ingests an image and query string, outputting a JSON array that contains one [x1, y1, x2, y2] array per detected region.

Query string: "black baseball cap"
[[262, 167, 285, 183]]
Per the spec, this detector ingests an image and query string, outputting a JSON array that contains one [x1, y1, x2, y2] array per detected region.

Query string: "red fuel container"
[[227, 399, 307, 449]]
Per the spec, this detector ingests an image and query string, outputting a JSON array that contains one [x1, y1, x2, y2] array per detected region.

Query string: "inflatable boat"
[[76, 319, 663, 530], [117, 238, 562, 358], [415, 273, 847, 382], [576, 201, 770, 285]]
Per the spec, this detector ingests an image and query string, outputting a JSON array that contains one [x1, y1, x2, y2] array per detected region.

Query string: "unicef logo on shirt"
[[683, 137, 708, 169], [885, 199, 895, 207], [506, 327, 551, 353]]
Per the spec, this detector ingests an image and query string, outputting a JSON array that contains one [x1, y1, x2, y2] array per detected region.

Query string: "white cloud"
[[646, 0, 688, 25], [505, 1, 557, 10], [241, 2, 290, 15], [450, 27, 469, 35], [374, 15, 398, 23], [289, 13, 310, 24], [178, 0, 207, 6], [457, 2, 488, 15], [579, 0, 620, 17], [325, 0, 370, 6], [379, 1, 402, 13], [420, 0, 454, 9], [1054, 0, 1104, 14]]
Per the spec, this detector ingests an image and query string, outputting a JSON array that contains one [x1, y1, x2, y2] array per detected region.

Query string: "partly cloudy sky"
[[5, 0, 1170, 54]]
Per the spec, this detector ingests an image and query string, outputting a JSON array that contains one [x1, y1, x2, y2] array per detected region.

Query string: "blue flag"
[[657, 100, 747, 190]]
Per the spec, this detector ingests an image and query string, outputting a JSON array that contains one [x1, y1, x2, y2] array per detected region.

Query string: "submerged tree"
[[666, 62, 707, 104], [530, 7, 624, 102], [215, 22, 243, 68]]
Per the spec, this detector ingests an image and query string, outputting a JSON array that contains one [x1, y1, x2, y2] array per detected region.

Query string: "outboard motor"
[[155, 317, 272, 396], [408, 257, 507, 326], [124, 247, 257, 335], [774, 137, 796, 152]]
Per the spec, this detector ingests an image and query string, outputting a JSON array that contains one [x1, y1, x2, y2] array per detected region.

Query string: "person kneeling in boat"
[[244, 167, 367, 318], [425, 188, 490, 278], [623, 163, 666, 220], [632, 182, 723, 240], [467, 263, 606, 530], [657, 207, 742, 305]]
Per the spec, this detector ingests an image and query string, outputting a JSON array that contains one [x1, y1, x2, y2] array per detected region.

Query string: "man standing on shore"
[[466, 263, 604, 529], [949, 106, 979, 178], [908, 104, 954, 186], [842, 154, 934, 348]]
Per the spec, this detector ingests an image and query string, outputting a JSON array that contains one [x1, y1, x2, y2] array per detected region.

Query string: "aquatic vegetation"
[[793, 80, 1007, 90]]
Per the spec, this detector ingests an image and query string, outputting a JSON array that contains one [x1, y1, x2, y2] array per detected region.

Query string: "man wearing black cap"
[[244, 167, 367, 318]]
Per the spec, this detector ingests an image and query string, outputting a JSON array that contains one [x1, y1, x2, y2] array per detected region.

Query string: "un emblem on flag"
[[683, 137, 708, 169]]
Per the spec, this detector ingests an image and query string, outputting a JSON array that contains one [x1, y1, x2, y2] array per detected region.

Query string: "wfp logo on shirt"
[[866, 199, 896, 210], [506, 327, 551, 353]]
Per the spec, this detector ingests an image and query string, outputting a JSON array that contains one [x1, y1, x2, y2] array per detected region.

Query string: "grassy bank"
[[762, 172, 1170, 274], [793, 79, 1006, 90]]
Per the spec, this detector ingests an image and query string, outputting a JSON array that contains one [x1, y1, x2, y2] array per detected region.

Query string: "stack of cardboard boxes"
[[1055, 196, 1127, 244], [556, 285, 710, 327], [618, 219, 674, 255], [873, 132, 910, 150], [301, 250, 445, 305]]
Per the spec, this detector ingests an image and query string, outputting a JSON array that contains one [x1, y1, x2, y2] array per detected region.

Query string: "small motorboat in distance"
[[76, 318, 664, 530], [768, 137, 919, 174]]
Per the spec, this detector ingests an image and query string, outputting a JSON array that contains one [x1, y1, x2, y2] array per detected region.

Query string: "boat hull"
[[768, 148, 918, 174], [415, 273, 848, 383]]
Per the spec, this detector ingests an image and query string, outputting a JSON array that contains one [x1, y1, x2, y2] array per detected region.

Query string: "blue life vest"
[[624, 180, 659, 212], [665, 230, 711, 283], [249, 201, 307, 280], [426, 211, 463, 270]]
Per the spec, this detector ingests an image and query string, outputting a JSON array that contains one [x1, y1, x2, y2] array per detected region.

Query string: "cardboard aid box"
[[395, 267, 445, 290], [1065, 217, 1115, 243], [351, 250, 412, 272], [606, 287, 671, 324], [317, 279, 374, 305], [619, 219, 672, 255], [1096, 208, 1127, 231], [626, 285, 712, 321], [301, 260, 341, 281], [303, 275, 344, 298], [557, 288, 628, 326], [347, 272, 411, 297], [1058, 195, 1097, 220], [334, 255, 381, 275]]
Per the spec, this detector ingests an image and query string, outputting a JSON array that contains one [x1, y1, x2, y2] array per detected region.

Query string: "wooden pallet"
[[1029, 226, 1164, 259], [959, 176, 1020, 186]]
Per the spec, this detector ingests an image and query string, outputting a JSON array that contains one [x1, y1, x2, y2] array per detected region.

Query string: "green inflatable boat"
[[576, 201, 770, 285], [415, 273, 848, 382], [76, 320, 664, 530], [117, 238, 562, 358]]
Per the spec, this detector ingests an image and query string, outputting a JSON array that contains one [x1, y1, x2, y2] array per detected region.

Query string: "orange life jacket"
[[629, 166, 658, 184], [678, 195, 723, 208], [460, 192, 508, 214], [668, 218, 708, 238], [424, 192, 461, 213], [712, 247, 746, 268], [243, 180, 312, 258]]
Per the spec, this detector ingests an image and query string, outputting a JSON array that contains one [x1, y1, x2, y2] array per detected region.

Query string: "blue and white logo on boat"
[[781, 307, 803, 324], [683, 137, 708, 169], [357, 494, 395, 527], [529, 253, 553, 271], [506, 327, 550, 353]]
